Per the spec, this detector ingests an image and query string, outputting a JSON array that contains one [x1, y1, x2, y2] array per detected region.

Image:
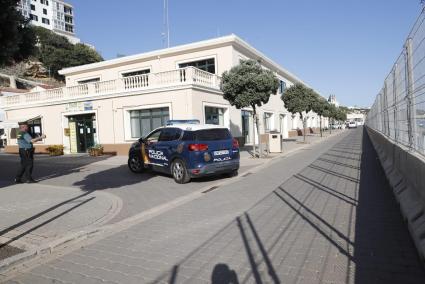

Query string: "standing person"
[[15, 122, 46, 183]]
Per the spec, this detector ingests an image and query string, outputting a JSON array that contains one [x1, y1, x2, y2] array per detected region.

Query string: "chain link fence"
[[367, 9, 425, 156]]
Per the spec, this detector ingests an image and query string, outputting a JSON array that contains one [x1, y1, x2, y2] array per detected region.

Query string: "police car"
[[128, 123, 240, 183]]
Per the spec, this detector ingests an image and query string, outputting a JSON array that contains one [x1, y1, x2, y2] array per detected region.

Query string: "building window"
[[43, 8, 47, 14], [41, 0, 49, 5], [65, 24, 73, 33], [263, 112, 273, 132], [65, 15, 73, 24], [178, 58, 215, 74], [121, 69, 150, 77], [30, 4, 35, 10], [64, 6, 72, 14], [77, 77, 100, 84], [130, 107, 170, 138], [27, 119, 43, 137], [205, 106, 224, 125], [42, 18, 50, 25], [30, 14, 38, 21], [278, 80, 286, 94]]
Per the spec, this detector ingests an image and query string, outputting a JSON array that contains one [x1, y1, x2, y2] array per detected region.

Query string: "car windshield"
[[183, 128, 231, 141]]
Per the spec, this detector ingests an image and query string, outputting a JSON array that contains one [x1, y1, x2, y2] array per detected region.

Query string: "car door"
[[143, 129, 165, 167], [156, 128, 183, 170]]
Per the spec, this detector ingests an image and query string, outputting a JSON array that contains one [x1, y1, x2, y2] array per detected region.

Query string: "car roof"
[[162, 124, 228, 131]]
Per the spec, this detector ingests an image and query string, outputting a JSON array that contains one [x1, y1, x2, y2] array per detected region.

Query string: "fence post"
[[405, 38, 416, 150], [393, 65, 398, 142], [383, 82, 389, 136]]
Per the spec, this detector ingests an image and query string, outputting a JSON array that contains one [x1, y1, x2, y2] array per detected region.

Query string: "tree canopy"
[[310, 94, 329, 137], [311, 94, 328, 118], [221, 59, 279, 113], [33, 26, 103, 80], [221, 59, 279, 157], [281, 83, 315, 119], [0, 0, 36, 66]]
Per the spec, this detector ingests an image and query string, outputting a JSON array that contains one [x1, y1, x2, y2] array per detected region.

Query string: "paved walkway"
[[0, 184, 121, 251], [5, 128, 424, 283]]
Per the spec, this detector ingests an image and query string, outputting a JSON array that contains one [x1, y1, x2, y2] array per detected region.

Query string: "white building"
[[1, 35, 325, 155], [346, 107, 368, 125], [18, 0, 80, 44], [328, 94, 339, 107]]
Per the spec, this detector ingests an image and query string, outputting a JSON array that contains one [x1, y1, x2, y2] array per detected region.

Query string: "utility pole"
[[162, 0, 170, 48]]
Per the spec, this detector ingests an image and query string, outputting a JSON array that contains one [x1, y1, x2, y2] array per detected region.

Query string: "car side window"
[[146, 129, 162, 144], [159, 128, 182, 142]]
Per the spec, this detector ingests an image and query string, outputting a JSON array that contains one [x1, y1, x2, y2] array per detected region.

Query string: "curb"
[[0, 130, 346, 280]]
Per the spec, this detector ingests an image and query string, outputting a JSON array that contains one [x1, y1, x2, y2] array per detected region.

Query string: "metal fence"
[[367, 9, 425, 156]]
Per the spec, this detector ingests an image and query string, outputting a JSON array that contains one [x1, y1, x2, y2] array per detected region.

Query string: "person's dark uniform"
[[15, 129, 36, 183]]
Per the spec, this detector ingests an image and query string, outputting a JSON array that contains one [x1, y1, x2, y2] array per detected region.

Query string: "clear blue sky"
[[70, 0, 422, 107]]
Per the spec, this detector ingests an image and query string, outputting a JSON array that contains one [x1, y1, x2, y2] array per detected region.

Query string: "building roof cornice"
[[58, 34, 308, 86]]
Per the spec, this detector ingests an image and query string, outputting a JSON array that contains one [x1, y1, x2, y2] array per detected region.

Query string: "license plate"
[[214, 150, 229, 156]]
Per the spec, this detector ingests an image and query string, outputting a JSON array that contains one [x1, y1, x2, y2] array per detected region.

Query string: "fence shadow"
[[144, 128, 425, 283], [353, 128, 425, 283]]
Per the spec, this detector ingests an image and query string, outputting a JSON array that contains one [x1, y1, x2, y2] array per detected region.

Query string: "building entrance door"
[[241, 110, 252, 144], [68, 114, 96, 153]]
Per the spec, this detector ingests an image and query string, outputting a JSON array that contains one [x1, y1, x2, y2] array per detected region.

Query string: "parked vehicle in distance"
[[355, 119, 364, 126], [348, 121, 357, 128], [128, 124, 240, 183], [331, 123, 342, 129]]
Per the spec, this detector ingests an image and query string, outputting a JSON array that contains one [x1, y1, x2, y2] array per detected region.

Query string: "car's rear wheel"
[[171, 159, 190, 184], [128, 155, 143, 173]]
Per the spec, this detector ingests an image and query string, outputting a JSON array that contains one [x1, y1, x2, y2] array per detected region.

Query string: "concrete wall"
[[366, 126, 425, 261]]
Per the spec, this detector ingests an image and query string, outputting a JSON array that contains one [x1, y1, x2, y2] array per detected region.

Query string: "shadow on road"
[[352, 128, 425, 283], [0, 154, 109, 189], [73, 165, 156, 191], [0, 191, 94, 249], [146, 128, 425, 283]]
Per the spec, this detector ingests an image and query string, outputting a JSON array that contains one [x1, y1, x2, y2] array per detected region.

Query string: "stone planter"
[[89, 148, 104, 157], [45, 145, 64, 156]]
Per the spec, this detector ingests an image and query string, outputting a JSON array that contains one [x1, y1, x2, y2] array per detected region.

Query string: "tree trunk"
[[320, 115, 323, 138], [254, 107, 262, 158], [330, 118, 332, 134], [252, 107, 257, 158], [301, 113, 306, 143]]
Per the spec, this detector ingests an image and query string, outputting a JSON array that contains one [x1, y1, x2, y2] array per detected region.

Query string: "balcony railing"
[[1, 67, 221, 108]]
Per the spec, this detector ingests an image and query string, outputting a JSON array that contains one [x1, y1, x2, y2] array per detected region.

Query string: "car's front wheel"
[[171, 159, 191, 184], [128, 155, 144, 173]]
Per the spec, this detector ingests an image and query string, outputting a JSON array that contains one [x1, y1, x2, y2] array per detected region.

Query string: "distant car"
[[331, 123, 342, 129], [128, 124, 240, 183], [348, 121, 357, 128]]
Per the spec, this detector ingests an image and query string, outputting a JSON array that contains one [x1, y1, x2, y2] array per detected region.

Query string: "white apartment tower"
[[328, 94, 339, 107], [18, 0, 80, 44]]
